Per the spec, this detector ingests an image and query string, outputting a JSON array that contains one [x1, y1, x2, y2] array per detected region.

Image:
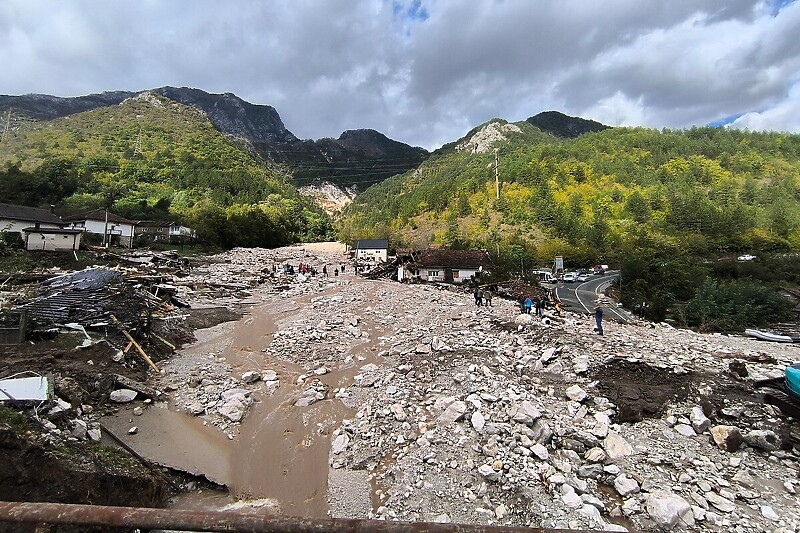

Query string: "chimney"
[[50, 205, 55, 214]]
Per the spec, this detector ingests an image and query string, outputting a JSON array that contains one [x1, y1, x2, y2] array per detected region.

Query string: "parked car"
[[562, 272, 578, 283], [576, 273, 589, 282]]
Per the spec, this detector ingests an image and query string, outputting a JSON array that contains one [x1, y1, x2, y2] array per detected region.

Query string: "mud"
[[0, 423, 169, 533], [591, 358, 694, 422]]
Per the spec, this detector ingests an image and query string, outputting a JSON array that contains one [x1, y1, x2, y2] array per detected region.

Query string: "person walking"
[[484, 288, 493, 307], [474, 287, 483, 306], [594, 302, 604, 336]]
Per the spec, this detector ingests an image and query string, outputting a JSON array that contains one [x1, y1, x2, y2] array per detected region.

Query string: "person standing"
[[594, 303, 604, 336], [524, 297, 533, 314]]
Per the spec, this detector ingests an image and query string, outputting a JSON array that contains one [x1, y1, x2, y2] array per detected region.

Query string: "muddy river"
[[102, 280, 383, 516]]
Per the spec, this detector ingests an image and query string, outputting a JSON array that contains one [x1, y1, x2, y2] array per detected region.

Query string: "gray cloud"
[[1, 0, 798, 149]]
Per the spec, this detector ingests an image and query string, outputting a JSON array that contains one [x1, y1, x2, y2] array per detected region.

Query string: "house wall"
[[0, 219, 61, 234], [71, 219, 135, 247], [404, 266, 480, 283], [356, 248, 387, 262], [24, 232, 82, 252]]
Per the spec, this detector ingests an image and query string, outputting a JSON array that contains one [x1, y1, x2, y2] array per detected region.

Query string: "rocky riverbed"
[[127, 243, 800, 532]]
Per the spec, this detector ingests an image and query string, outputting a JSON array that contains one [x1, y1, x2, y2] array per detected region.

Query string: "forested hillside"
[[0, 93, 333, 247], [341, 120, 800, 329]]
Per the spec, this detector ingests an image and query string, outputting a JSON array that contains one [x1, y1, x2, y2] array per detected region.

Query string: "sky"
[[1, 0, 799, 150]]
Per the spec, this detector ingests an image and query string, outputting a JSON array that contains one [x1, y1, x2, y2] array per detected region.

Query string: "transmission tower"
[[1, 110, 10, 144]]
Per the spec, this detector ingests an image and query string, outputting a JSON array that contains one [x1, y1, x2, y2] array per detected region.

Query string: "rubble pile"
[[153, 246, 799, 531], [3, 244, 799, 531]]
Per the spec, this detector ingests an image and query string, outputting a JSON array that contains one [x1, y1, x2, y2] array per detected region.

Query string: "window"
[[428, 270, 440, 278]]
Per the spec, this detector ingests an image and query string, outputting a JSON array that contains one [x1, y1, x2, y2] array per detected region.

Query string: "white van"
[[533, 270, 556, 283]]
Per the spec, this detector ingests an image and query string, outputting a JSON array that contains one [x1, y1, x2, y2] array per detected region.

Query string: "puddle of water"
[[101, 404, 232, 486]]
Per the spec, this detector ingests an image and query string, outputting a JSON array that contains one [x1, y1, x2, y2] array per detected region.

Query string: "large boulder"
[[646, 490, 695, 529]]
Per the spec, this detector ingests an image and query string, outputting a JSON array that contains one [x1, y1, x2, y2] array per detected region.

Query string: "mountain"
[[526, 110, 610, 138], [1, 87, 428, 192], [0, 92, 333, 248]]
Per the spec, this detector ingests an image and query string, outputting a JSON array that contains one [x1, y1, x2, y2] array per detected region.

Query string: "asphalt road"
[[552, 271, 629, 322]]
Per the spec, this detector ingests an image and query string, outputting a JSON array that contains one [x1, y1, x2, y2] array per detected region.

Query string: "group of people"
[[473, 286, 494, 306], [521, 295, 556, 316]]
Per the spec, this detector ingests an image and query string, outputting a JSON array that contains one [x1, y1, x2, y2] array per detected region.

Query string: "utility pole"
[[494, 149, 500, 200]]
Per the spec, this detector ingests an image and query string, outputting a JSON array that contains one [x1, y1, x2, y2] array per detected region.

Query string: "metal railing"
[[0, 501, 594, 533]]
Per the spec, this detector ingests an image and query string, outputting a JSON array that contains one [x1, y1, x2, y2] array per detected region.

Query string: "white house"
[[22, 227, 83, 252], [353, 239, 389, 263], [398, 249, 493, 284], [0, 203, 64, 235], [64, 209, 136, 248]]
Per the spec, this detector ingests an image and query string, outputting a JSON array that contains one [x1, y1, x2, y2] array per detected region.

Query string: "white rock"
[[437, 400, 467, 425], [494, 503, 507, 520], [128, 426, 138, 435], [603, 432, 633, 459], [87, 427, 102, 442], [530, 443, 549, 460], [133, 407, 143, 416], [471, 411, 486, 432], [704, 492, 735, 513], [565, 385, 587, 402], [562, 491, 583, 509], [645, 490, 695, 530], [332, 433, 350, 455], [70, 419, 88, 439], [109, 389, 137, 403], [241, 371, 260, 383], [261, 370, 278, 381], [689, 406, 711, 433], [673, 424, 696, 437], [614, 475, 640, 498], [186, 402, 205, 416], [585, 447, 607, 463], [760, 505, 779, 521], [478, 464, 499, 482]]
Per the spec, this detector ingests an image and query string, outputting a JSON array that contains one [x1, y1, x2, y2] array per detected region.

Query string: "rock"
[[332, 433, 350, 455], [614, 475, 640, 498], [390, 403, 408, 422], [109, 389, 137, 403], [437, 400, 467, 425], [510, 401, 541, 425], [494, 503, 507, 520], [478, 464, 499, 482], [261, 370, 278, 381], [70, 419, 88, 439], [241, 371, 260, 383], [128, 426, 138, 435], [743, 429, 780, 452], [561, 491, 583, 508], [689, 406, 711, 433], [186, 402, 205, 416], [585, 447, 607, 463], [133, 407, 143, 416], [704, 492, 735, 513], [471, 411, 486, 432], [645, 490, 695, 530], [603, 432, 633, 459], [530, 443, 549, 460], [415, 343, 431, 354], [87, 427, 102, 442], [673, 424, 696, 437], [565, 385, 587, 402], [218, 399, 245, 422], [709, 425, 743, 452], [760, 505, 780, 521]]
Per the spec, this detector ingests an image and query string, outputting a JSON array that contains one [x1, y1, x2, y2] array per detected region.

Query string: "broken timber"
[[110, 314, 159, 373]]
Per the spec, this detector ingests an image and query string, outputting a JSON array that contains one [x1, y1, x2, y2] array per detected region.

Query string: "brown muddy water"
[[104, 281, 385, 517]]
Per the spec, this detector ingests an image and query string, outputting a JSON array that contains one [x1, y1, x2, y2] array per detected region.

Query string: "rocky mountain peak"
[[526, 111, 610, 138]]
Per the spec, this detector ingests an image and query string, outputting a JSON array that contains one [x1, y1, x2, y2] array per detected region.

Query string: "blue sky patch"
[[392, 0, 429, 22], [708, 114, 742, 128]]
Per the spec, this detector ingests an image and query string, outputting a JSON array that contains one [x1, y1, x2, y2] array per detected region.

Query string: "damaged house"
[[398, 248, 493, 284]]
